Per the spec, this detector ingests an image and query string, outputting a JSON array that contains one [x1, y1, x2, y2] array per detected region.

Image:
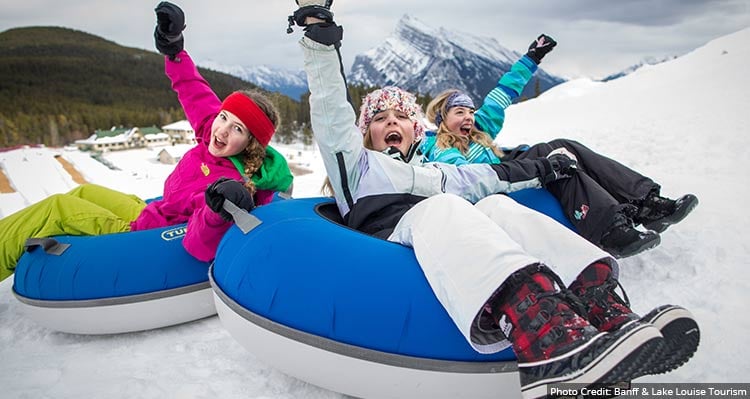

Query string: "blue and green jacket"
[[421, 55, 538, 165]]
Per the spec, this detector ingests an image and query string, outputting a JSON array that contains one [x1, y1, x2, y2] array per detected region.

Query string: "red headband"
[[220, 92, 275, 147]]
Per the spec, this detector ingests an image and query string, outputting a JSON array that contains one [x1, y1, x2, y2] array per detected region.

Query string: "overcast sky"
[[1, 0, 749, 79]]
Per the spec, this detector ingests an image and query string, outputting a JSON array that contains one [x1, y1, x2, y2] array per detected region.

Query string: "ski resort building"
[[73, 122, 194, 152]]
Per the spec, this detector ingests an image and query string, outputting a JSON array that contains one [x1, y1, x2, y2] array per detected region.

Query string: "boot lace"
[[580, 277, 631, 319], [525, 266, 592, 349]]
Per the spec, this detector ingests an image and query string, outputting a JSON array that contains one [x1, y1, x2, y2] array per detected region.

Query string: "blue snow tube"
[[211, 188, 573, 363], [13, 224, 209, 301], [12, 224, 215, 334]]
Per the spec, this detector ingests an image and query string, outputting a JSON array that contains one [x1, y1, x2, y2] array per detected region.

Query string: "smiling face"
[[366, 109, 416, 154], [443, 106, 475, 137], [208, 110, 252, 157]]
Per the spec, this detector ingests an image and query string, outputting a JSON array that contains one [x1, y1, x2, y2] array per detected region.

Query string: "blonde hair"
[[236, 90, 280, 194], [425, 90, 503, 158]]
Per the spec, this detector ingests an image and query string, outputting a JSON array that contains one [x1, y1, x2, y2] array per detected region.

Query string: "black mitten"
[[154, 1, 186, 59], [287, 0, 334, 33], [526, 34, 557, 64], [293, 6, 333, 26], [296, 0, 333, 6], [546, 153, 577, 183], [205, 177, 255, 222], [303, 22, 343, 47]]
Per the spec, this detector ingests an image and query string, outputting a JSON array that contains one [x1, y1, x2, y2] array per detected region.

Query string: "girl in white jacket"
[[288, 3, 699, 397]]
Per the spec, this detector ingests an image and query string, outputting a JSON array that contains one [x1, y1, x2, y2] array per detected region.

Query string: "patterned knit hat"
[[357, 86, 425, 140]]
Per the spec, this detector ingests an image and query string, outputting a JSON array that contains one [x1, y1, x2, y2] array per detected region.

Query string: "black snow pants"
[[504, 139, 660, 244]]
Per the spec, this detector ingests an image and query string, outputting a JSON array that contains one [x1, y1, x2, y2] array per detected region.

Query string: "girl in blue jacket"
[[421, 36, 698, 258]]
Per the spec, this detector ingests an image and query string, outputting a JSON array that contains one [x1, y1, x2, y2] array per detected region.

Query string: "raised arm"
[[154, 2, 221, 143], [295, 12, 367, 211], [164, 52, 222, 143], [474, 34, 556, 139]]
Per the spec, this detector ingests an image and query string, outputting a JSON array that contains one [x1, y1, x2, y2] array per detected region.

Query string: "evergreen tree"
[[0, 27, 310, 148]]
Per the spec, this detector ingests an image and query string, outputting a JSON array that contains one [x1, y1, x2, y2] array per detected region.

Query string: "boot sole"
[[643, 194, 699, 233], [520, 323, 664, 399], [639, 305, 700, 375], [611, 234, 661, 259]]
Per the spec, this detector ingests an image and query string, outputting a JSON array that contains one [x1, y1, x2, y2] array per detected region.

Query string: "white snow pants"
[[387, 193, 615, 354]]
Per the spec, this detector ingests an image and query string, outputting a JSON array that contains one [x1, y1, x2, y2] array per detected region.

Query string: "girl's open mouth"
[[385, 132, 403, 145], [213, 136, 226, 149]]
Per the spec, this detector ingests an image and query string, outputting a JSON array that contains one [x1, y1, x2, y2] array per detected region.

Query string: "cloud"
[[1, 0, 748, 79], [482, 0, 748, 26]]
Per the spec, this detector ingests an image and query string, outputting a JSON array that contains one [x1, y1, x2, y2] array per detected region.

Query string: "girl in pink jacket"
[[138, 47, 292, 260], [0, 2, 292, 280]]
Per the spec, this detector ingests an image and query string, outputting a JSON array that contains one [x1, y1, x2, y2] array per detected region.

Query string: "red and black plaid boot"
[[570, 262, 700, 376], [568, 262, 639, 332], [491, 263, 663, 399]]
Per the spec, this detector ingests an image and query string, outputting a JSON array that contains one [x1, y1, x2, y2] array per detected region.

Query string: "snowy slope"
[[1, 27, 749, 398], [0, 147, 78, 217], [498, 27, 750, 383], [601, 55, 677, 82]]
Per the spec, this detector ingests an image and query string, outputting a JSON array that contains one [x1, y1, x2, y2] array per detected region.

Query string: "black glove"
[[287, 0, 334, 33], [154, 1, 186, 59], [205, 177, 255, 222], [526, 34, 557, 64], [546, 153, 577, 184], [303, 22, 343, 47]]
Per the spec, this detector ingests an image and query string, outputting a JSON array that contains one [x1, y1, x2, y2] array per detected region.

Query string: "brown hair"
[[362, 128, 376, 151], [425, 90, 503, 158], [236, 90, 280, 194], [321, 123, 380, 197]]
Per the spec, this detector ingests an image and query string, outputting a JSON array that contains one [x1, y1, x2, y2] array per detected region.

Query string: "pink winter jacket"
[[130, 50, 274, 261]]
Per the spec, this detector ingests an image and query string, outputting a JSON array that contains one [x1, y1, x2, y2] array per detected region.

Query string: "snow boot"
[[491, 263, 663, 399], [570, 262, 700, 377], [638, 305, 700, 375], [636, 192, 699, 233], [599, 213, 660, 258], [569, 262, 639, 332]]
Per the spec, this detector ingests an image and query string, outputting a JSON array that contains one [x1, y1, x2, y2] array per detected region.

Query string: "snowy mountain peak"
[[397, 14, 437, 36], [199, 60, 308, 100], [348, 14, 565, 101]]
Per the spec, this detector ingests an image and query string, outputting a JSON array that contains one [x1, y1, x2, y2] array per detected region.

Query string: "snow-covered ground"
[[1, 27, 749, 398]]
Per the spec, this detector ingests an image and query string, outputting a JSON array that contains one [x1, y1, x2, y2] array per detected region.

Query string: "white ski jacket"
[[301, 37, 560, 238]]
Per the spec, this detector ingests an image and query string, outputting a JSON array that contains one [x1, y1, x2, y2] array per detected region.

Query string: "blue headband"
[[435, 92, 475, 127]]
